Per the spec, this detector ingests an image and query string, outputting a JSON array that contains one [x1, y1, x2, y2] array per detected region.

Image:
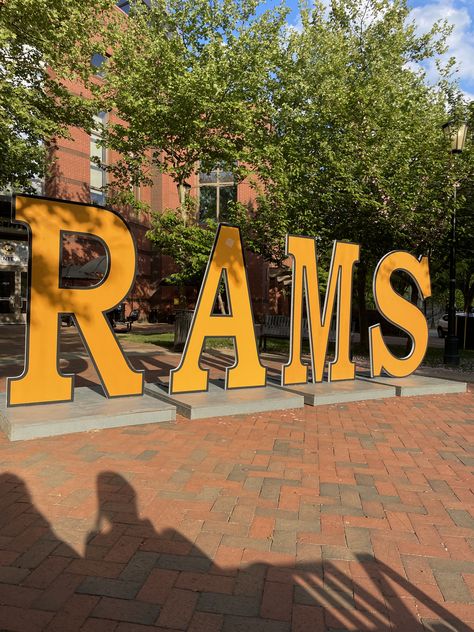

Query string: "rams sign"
[[7, 195, 431, 407]]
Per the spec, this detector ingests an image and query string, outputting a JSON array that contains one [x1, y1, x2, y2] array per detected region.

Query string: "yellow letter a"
[[170, 225, 266, 394]]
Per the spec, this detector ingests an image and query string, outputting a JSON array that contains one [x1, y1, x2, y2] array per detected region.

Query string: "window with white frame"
[[90, 112, 107, 206], [198, 165, 237, 222]]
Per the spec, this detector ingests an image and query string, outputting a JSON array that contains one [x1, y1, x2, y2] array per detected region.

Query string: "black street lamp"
[[442, 120, 468, 365]]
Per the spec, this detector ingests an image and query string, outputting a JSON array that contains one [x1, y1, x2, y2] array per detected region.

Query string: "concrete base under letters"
[[274, 378, 396, 406], [145, 382, 304, 420], [358, 373, 467, 397], [0, 388, 176, 441]]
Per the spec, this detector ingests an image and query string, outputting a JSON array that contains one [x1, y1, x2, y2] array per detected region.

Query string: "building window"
[[91, 53, 107, 78], [116, 0, 151, 13], [90, 112, 107, 206], [198, 166, 237, 222], [116, 1, 131, 13]]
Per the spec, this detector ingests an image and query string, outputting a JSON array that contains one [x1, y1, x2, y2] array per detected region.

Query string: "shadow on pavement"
[[0, 472, 468, 631]]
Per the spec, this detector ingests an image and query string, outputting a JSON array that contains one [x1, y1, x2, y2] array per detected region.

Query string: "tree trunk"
[[217, 292, 226, 315], [357, 263, 368, 351], [178, 182, 187, 223], [463, 274, 474, 312], [468, 281, 474, 312], [179, 284, 186, 309]]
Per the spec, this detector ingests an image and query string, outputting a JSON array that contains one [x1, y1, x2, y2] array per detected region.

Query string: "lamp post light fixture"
[[443, 121, 468, 154], [442, 120, 468, 366]]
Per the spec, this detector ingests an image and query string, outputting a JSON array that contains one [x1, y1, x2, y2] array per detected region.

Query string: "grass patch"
[[122, 332, 175, 349], [122, 332, 303, 352], [381, 344, 474, 369], [122, 332, 235, 350]]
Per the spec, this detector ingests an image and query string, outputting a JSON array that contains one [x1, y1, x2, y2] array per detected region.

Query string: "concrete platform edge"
[[0, 389, 176, 441], [144, 383, 304, 420], [358, 374, 467, 397], [273, 378, 397, 406]]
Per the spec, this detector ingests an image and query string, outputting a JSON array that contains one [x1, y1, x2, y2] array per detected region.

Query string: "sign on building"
[[0, 240, 28, 267]]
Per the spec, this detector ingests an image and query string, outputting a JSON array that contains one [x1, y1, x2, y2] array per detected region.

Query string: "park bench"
[[107, 305, 139, 332], [259, 314, 309, 351]]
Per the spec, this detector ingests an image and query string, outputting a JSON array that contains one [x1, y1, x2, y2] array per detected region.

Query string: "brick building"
[[0, 147, 268, 325]]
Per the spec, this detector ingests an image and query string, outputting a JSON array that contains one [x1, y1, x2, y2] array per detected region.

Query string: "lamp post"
[[442, 120, 468, 365]]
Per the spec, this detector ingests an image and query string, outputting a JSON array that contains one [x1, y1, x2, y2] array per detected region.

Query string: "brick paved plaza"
[[0, 383, 473, 631]]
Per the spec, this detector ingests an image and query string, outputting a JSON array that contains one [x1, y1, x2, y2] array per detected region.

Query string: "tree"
[[148, 201, 217, 288], [254, 0, 468, 345], [94, 0, 287, 215], [0, 0, 117, 191]]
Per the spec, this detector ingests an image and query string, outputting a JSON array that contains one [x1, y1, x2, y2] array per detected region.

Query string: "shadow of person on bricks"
[[0, 470, 469, 631], [1, 469, 470, 631], [82, 470, 188, 627], [77, 471, 470, 632], [0, 472, 81, 631]]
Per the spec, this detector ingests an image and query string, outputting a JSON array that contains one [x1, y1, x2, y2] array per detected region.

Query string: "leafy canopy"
[[0, 0, 117, 190], [96, 0, 288, 197]]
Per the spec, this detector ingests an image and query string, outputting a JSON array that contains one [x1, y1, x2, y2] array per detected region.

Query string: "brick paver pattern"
[[0, 391, 473, 631]]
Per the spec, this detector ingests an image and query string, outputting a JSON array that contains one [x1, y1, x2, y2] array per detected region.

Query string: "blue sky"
[[282, 0, 474, 101]]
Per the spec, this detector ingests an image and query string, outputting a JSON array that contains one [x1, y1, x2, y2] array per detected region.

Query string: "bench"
[[258, 314, 352, 352], [259, 315, 309, 351], [107, 307, 139, 332]]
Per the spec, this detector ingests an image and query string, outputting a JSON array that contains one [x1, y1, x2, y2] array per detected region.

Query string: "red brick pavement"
[[0, 386, 473, 631]]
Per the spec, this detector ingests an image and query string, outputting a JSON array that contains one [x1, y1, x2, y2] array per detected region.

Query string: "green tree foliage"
[[0, 0, 117, 190], [148, 200, 216, 286], [257, 0, 470, 342], [95, 0, 290, 299], [102, 0, 471, 322], [96, 0, 287, 209], [5, 0, 470, 333]]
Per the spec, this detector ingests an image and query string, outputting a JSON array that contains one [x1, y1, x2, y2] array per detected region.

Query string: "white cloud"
[[410, 0, 474, 97], [286, 15, 303, 35], [462, 90, 474, 102]]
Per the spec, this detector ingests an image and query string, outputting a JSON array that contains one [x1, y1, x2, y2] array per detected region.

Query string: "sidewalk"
[[0, 386, 473, 630]]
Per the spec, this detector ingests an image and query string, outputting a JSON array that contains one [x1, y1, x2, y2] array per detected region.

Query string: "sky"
[[282, 0, 474, 101]]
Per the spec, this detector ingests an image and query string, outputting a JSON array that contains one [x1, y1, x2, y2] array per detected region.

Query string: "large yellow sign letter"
[[170, 224, 266, 394], [369, 251, 431, 378], [283, 237, 360, 385], [7, 195, 143, 406]]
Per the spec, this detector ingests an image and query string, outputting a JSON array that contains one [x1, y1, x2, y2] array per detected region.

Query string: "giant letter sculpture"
[[369, 251, 431, 378], [7, 195, 143, 406], [170, 224, 266, 394], [283, 237, 360, 385]]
